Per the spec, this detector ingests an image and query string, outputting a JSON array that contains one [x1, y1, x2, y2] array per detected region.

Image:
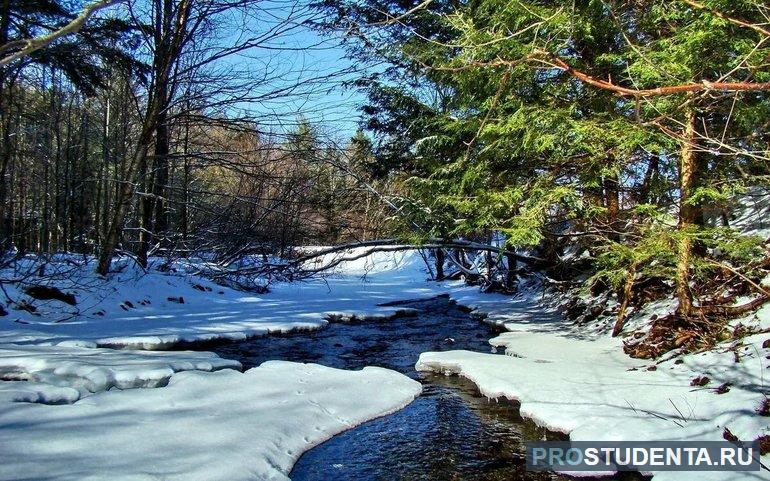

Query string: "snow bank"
[[0, 252, 429, 480], [0, 379, 80, 404], [4, 248, 768, 481], [0, 361, 421, 481], [303, 246, 432, 277], [2, 251, 441, 349], [0, 344, 240, 401], [416, 299, 770, 481]]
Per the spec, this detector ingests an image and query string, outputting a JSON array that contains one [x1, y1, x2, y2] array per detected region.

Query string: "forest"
[[5, 1, 770, 328], [0, 0, 395, 270], [1, 1, 769, 480]]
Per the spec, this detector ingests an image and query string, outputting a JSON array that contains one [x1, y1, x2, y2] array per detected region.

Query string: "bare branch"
[[0, 0, 123, 67]]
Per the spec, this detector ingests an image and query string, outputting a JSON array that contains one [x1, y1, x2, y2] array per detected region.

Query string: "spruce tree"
[[320, 0, 770, 331]]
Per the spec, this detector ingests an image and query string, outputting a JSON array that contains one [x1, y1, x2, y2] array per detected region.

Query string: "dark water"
[[210, 297, 627, 481]]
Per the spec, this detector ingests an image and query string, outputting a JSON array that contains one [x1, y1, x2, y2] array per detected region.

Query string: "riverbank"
[[416, 291, 770, 481], [0, 253, 436, 481], [0, 250, 768, 480]]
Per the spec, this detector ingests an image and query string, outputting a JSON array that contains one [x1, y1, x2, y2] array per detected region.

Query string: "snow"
[[0, 361, 422, 481], [0, 251, 430, 481], [0, 380, 80, 404], [0, 344, 240, 400], [2, 248, 769, 480], [416, 295, 770, 480], [1, 251, 439, 349]]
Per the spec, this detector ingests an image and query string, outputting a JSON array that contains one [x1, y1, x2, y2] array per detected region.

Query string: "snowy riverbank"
[[416, 289, 770, 480], [1, 249, 768, 480], [0, 361, 421, 481], [1, 251, 445, 348], [0, 252, 434, 480]]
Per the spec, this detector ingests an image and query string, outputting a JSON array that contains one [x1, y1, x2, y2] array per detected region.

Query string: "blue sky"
[[103, 0, 367, 141], [216, 0, 369, 141]]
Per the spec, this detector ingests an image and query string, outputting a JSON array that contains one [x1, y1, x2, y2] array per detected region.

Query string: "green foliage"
[[590, 226, 678, 291], [319, 0, 770, 301], [4, 0, 144, 93]]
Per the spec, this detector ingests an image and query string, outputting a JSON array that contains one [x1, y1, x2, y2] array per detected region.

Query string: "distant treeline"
[[0, 0, 395, 272]]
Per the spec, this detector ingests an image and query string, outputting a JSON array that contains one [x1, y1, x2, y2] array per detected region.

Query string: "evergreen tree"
[[320, 0, 770, 328]]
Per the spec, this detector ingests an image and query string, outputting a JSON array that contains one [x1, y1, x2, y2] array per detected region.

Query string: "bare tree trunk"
[[0, 0, 11, 248], [62, 96, 76, 252], [96, 119, 155, 275], [151, 94, 170, 242], [434, 248, 445, 280], [180, 112, 190, 243], [95, 84, 111, 247], [77, 100, 91, 251], [96, 0, 193, 275], [137, 156, 152, 267], [52, 84, 63, 251], [137, 0, 175, 267]]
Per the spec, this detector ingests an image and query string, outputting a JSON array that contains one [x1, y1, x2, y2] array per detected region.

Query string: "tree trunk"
[[180, 113, 190, 243], [434, 248, 445, 280], [99, 7, 191, 273], [637, 155, 659, 204], [505, 253, 517, 290], [96, 119, 156, 275], [676, 107, 698, 317], [484, 249, 494, 284], [137, 0, 175, 268], [151, 96, 170, 242], [613, 261, 638, 336], [0, 0, 11, 248], [604, 169, 620, 242], [137, 157, 152, 268]]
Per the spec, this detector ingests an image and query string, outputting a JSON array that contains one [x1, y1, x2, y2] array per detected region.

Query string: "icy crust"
[[0, 361, 422, 481], [0, 344, 240, 401]]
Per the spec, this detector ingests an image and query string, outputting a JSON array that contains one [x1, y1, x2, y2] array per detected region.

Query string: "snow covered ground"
[[0, 361, 421, 481], [417, 295, 770, 480], [0, 251, 433, 481], [1, 251, 438, 348], [1, 248, 769, 480], [0, 343, 240, 402]]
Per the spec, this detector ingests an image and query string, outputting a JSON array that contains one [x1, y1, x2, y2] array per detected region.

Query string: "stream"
[[210, 297, 631, 481]]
